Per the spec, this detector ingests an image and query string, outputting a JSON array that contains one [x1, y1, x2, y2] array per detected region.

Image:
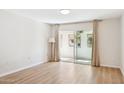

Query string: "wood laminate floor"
[[0, 62, 123, 84]]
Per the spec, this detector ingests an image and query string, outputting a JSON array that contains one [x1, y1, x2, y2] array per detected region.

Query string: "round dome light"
[[60, 9, 70, 15]]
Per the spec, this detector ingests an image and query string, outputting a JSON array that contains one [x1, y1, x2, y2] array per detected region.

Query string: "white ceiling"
[[2, 9, 124, 24]]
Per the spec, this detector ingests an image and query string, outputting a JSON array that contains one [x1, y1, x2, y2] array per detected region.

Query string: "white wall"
[[0, 10, 51, 76], [98, 18, 121, 68], [121, 15, 124, 75]]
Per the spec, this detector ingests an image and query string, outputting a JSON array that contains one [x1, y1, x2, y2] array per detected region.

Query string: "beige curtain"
[[92, 20, 100, 67], [48, 24, 59, 62], [54, 24, 60, 62]]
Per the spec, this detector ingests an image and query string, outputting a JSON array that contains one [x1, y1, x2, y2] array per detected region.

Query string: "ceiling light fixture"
[[60, 9, 70, 15]]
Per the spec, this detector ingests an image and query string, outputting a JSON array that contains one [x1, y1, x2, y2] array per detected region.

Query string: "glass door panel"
[[75, 30, 93, 64]]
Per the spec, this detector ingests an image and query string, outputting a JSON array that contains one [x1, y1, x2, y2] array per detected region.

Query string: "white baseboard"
[[0, 62, 45, 77], [100, 64, 120, 68]]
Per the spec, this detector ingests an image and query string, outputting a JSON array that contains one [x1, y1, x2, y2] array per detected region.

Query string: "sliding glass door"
[[75, 30, 93, 64], [59, 31, 75, 63], [59, 30, 93, 65]]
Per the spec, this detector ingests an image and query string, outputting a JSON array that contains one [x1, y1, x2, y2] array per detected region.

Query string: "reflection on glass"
[[75, 30, 93, 64]]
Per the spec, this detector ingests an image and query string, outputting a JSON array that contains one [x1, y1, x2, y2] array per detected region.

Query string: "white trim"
[[100, 64, 120, 68], [0, 62, 46, 77]]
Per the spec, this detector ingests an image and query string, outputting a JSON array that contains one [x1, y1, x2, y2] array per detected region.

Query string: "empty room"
[[0, 9, 124, 84]]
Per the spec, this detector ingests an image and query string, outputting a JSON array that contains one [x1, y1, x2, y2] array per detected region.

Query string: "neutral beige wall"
[[98, 18, 121, 68], [121, 15, 124, 75]]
